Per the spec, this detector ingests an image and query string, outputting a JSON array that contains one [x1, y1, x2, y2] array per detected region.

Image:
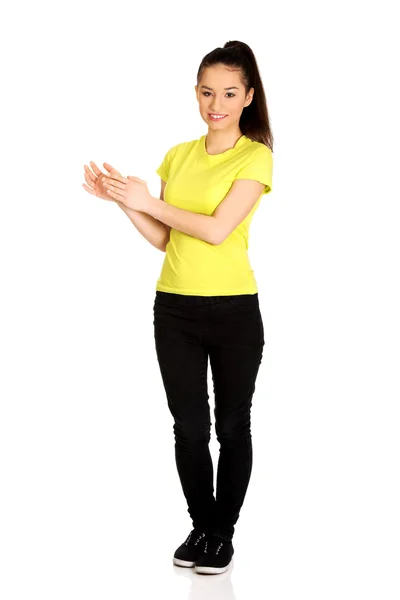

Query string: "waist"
[[155, 291, 258, 306]]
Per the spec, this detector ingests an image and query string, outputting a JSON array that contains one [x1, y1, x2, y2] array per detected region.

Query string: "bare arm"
[[146, 196, 218, 245], [117, 179, 170, 251], [146, 178, 266, 246]]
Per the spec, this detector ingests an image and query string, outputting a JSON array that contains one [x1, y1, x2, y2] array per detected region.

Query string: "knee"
[[215, 412, 251, 443], [173, 420, 211, 446]]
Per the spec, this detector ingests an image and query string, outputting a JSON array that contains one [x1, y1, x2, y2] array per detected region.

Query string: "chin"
[[205, 116, 230, 126]]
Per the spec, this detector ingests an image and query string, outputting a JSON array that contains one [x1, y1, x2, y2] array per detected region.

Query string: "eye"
[[202, 92, 235, 98]]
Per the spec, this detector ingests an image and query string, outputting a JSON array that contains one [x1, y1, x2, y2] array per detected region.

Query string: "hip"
[[153, 292, 265, 347]]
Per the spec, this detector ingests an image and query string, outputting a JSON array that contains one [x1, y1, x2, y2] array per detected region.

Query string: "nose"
[[209, 105, 224, 113], [209, 98, 224, 113]]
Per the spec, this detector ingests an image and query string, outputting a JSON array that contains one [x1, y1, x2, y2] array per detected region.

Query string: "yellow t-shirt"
[[155, 133, 273, 296]]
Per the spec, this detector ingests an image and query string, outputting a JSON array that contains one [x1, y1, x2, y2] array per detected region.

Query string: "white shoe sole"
[[195, 558, 232, 574], [173, 557, 196, 568]]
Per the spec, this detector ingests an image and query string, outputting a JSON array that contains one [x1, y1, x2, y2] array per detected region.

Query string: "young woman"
[[82, 40, 273, 575]]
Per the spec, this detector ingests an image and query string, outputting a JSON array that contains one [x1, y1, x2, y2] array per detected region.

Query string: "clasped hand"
[[103, 172, 151, 212], [82, 161, 151, 212]]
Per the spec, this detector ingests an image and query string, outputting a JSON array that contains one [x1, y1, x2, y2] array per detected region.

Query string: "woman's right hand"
[[82, 161, 123, 201]]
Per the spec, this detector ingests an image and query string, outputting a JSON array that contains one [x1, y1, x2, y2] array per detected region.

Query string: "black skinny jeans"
[[153, 291, 265, 542]]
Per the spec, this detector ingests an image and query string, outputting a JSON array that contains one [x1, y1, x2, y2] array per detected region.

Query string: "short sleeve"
[[156, 144, 179, 182], [234, 146, 273, 195]]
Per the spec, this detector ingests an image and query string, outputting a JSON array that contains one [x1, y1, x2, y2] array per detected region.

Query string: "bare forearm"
[[145, 196, 218, 245], [117, 202, 169, 251]]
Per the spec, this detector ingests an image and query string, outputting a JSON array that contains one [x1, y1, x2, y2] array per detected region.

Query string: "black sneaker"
[[173, 529, 207, 568], [195, 535, 234, 574]]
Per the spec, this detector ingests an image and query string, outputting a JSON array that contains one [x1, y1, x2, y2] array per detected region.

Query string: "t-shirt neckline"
[[202, 133, 247, 157]]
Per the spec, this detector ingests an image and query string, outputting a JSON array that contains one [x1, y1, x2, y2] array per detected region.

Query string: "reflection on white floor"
[[173, 559, 237, 600]]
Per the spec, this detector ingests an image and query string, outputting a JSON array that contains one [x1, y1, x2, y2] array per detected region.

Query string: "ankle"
[[209, 532, 233, 543]]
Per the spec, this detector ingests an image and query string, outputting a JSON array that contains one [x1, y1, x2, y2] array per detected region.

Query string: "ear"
[[245, 87, 254, 107]]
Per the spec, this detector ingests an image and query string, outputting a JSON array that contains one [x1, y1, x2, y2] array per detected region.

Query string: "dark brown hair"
[[197, 40, 274, 151]]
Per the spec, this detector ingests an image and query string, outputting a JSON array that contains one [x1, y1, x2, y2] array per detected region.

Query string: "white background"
[[1, 1, 399, 599]]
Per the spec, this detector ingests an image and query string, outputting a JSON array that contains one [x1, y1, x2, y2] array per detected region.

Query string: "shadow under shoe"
[[173, 529, 207, 568]]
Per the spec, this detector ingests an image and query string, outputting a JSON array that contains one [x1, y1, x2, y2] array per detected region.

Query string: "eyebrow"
[[200, 85, 240, 90]]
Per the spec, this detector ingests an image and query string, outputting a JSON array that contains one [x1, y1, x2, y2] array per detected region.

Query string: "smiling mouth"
[[208, 113, 227, 120]]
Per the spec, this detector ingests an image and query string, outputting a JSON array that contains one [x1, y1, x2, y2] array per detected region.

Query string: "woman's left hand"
[[101, 172, 151, 212]]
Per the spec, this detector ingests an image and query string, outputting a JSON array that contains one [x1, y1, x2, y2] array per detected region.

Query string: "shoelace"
[[204, 536, 225, 555], [185, 530, 206, 546]]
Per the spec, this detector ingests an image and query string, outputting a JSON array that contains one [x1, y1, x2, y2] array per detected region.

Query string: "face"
[[195, 63, 254, 130]]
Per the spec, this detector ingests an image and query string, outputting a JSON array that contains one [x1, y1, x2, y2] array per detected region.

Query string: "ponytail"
[[196, 41, 274, 151]]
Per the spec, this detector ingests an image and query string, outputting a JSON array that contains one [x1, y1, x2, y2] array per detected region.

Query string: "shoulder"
[[163, 141, 182, 157], [237, 138, 273, 170], [163, 138, 198, 158], [243, 138, 273, 158], [161, 138, 202, 168], [175, 137, 201, 153]]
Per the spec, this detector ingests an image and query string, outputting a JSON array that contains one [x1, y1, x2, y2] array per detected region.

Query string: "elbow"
[[159, 238, 169, 252], [210, 220, 225, 245], [160, 225, 171, 251], [211, 231, 227, 246], [211, 236, 222, 246]]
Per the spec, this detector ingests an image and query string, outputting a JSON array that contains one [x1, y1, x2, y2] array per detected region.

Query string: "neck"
[[205, 127, 243, 155]]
